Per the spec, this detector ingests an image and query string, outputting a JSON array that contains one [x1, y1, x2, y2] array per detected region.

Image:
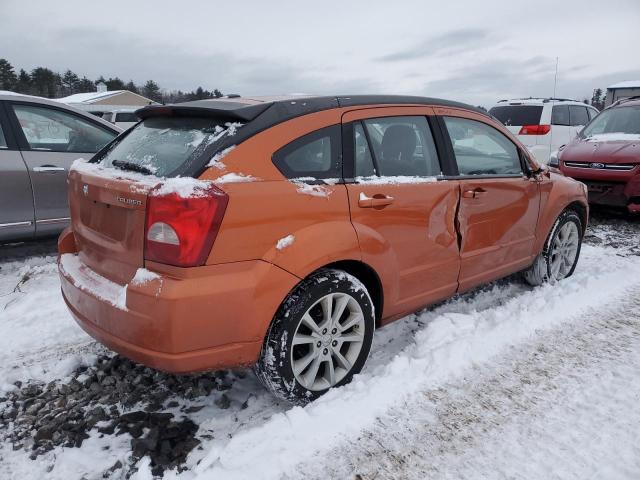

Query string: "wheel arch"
[[322, 259, 384, 327], [565, 200, 588, 236]]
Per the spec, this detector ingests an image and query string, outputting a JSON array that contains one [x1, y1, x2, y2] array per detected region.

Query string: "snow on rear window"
[[99, 117, 242, 177], [489, 105, 543, 126]]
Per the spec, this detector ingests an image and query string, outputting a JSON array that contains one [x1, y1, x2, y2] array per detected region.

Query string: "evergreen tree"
[[105, 77, 126, 91], [30, 67, 60, 97], [61, 69, 80, 95], [142, 80, 161, 102], [77, 76, 95, 93], [591, 88, 604, 110], [15, 69, 31, 94], [213, 89, 223, 98], [125, 80, 139, 94], [0, 58, 18, 91]]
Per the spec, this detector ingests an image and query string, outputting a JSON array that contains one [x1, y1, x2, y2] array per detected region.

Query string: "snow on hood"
[[583, 133, 640, 143]]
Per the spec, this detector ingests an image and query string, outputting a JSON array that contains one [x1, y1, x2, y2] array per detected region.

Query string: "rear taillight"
[[144, 185, 229, 267], [518, 124, 551, 135]]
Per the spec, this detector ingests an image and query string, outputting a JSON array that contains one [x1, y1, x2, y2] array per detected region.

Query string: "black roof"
[[135, 95, 488, 177], [137, 95, 486, 123]]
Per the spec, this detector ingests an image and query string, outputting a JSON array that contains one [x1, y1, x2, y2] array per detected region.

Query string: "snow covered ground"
[[1, 211, 639, 479]]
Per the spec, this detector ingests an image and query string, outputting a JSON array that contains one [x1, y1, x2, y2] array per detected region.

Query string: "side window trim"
[[0, 101, 20, 150], [271, 124, 342, 181], [359, 120, 380, 176], [439, 115, 529, 178], [432, 116, 458, 176], [7, 100, 117, 152]]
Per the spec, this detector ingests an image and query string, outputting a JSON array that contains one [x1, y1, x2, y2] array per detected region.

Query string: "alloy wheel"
[[549, 221, 580, 280], [290, 292, 365, 391]]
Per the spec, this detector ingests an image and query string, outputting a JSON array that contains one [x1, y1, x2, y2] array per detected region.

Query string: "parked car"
[[58, 95, 588, 403], [552, 97, 640, 213], [489, 98, 599, 164], [101, 109, 140, 129], [0, 92, 122, 242]]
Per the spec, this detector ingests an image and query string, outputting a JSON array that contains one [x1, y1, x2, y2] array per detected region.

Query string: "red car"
[[553, 97, 640, 213]]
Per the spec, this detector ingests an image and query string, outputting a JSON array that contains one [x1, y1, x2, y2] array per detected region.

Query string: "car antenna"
[[553, 57, 559, 99]]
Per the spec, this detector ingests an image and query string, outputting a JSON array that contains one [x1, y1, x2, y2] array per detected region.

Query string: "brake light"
[[144, 185, 229, 267], [519, 124, 551, 135]]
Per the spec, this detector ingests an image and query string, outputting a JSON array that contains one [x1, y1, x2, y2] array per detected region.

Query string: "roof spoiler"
[[136, 101, 273, 122]]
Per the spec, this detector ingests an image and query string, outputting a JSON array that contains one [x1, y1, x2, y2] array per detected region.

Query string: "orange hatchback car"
[[58, 95, 588, 403]]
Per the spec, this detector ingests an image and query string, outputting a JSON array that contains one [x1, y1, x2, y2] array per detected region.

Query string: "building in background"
[[605, 81, 640, 107], [57, 82, 158, 118]]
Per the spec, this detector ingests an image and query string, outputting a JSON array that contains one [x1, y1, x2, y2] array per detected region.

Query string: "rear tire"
[[255, 269, 375, 405], [524, 209, 583, 286]]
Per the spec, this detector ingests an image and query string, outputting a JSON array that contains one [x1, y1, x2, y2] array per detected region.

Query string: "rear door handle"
[[33, 165, 66, 172], [359, 193, 394, 208], [462, 188, 487, 199]]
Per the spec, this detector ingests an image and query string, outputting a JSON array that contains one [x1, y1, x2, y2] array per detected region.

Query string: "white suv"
[[488, 98, 599, 164]]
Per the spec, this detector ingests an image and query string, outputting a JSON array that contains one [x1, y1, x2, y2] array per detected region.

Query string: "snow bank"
[[188, 245, 640, 480], [584, 133, 640, 142], [0, 255, 96, 391], [276, 235, 295, 251]]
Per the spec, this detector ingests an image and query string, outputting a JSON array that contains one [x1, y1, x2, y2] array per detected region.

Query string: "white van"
[[489, 98, 599, 164], [101, 109, 140, 129]]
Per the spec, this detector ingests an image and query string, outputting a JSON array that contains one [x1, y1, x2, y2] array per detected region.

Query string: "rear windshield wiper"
[[111, 159, 153, 175]]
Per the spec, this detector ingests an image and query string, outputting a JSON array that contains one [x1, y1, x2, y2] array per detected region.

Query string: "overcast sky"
[[2, 0, 639, 107]]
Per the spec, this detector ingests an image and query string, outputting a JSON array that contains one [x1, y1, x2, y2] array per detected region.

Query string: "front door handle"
[[359, 193, 394, 208], [33, 165, 65, 172], [462, 187, 487, 199]]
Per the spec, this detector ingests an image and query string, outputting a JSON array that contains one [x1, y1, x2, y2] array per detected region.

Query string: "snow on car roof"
[[607, 80, 640, 89]]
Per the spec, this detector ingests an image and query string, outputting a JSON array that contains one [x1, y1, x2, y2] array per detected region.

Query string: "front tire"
[[255, 269, 375, 404], [524, 209, 583, 286]]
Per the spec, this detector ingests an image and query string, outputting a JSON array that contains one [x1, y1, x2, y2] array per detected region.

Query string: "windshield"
[[489, 105, 543, 126], [581, 106, 640, 138], [99, 116, 231, 177]]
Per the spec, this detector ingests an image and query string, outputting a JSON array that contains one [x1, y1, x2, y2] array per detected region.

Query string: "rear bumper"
[[58, 231, 300, 373]]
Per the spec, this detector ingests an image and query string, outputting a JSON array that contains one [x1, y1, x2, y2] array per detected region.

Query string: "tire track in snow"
[[291, 289, 640, 480]]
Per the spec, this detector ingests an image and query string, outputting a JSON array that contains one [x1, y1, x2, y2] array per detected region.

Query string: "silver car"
[[0, 92, 122, 242]]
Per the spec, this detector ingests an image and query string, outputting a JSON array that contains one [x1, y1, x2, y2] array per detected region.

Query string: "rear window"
[[115, 112, 139, 123], [98, 116, 230, 177], [489, 105, 543, 126]]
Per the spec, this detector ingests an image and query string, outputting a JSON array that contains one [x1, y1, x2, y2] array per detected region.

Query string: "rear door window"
[[100, 116, 233, 177], [12, 104, 116, 153], [587, 108, 599, 120], [272, 125, 341, 179], [551, 105, 570, 126], [361, 116, 441, 177], [569, 106, 589, 126], [488, 105, 543, 126], [443, 116, 522, 176]]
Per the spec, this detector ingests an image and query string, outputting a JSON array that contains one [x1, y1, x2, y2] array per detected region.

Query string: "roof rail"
[[542, 97, 579, 103], [607, 95, 640, 109], [498, 97, 580, 103]]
